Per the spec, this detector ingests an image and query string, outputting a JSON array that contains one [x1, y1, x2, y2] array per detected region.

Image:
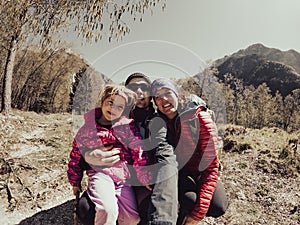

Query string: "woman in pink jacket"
[[67, 84, 151, 225]]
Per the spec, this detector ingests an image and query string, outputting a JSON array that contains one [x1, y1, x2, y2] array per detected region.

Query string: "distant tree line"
[[0, 47, 86, 113], [70, 67, 112, 115], [0, 47, 111, 114], [178, 71, 300, 132]]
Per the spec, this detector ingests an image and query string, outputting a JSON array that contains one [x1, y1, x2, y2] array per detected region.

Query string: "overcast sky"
[[70, 0, 300, 83]]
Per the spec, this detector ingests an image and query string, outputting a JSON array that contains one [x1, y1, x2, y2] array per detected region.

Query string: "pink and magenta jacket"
[[67, 108, 151, 187]]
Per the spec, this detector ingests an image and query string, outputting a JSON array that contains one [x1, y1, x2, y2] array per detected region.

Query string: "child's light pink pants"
[[87, 171, 140, 225]]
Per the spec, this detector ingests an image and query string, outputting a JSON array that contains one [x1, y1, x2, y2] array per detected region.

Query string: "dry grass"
[[214, 125, 300, 225]]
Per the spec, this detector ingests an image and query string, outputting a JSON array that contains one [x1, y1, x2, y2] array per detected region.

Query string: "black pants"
[[177, 173, 228, 225], [76, 191, 95, 225]]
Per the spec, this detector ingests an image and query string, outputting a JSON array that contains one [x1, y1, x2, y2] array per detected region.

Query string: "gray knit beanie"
[[151, 78, 178, 97]]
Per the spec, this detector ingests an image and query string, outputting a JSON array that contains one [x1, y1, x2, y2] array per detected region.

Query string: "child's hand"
[[72, 186, 81, 196]]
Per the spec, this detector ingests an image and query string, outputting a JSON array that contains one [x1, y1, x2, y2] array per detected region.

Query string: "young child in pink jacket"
[[67, 84, 151, 225]]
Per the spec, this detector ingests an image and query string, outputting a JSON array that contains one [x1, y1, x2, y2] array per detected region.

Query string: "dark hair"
[[125, 72, 151, 86]]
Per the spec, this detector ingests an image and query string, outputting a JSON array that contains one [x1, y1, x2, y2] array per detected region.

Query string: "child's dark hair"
[[97, 84, 137, 115]]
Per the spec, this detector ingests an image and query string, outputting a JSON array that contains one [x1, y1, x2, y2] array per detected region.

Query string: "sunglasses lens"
[[127, 83, 150, 92], [140, 83, 150, 91], [126, 84, 137, 91]]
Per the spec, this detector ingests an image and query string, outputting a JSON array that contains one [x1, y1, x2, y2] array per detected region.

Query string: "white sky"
[[69, 0, 300, 83]]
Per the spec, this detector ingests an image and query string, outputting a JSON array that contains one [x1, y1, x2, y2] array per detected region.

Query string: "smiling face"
[[99, 95, 126, 125], [154, 88, 179, 119], [126, 77, 151, 109]]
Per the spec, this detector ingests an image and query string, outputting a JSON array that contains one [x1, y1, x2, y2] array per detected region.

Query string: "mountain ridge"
[[211, 43, 300, 97]]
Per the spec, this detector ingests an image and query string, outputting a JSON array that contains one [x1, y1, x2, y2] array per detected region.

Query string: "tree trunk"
[[1, 37, 17, 115]]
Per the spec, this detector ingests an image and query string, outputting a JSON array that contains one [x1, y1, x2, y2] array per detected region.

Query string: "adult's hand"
[[72, 186, 81, 196], [84, 145, 120, 167], [183, 215, 200, 225]]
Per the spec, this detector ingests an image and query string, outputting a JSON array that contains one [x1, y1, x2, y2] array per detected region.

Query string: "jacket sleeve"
[[67, 139, 84, 187], [149, 116, 177, 166], [190, 110, 219, 221]]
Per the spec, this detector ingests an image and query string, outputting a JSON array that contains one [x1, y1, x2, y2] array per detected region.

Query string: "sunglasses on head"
[[126, 83, 150, 92]]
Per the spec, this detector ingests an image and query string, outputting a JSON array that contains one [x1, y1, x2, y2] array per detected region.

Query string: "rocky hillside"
[[0, 110, 299, 225], [211, 43, 300, 97], [0, 47, 112, 114]]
